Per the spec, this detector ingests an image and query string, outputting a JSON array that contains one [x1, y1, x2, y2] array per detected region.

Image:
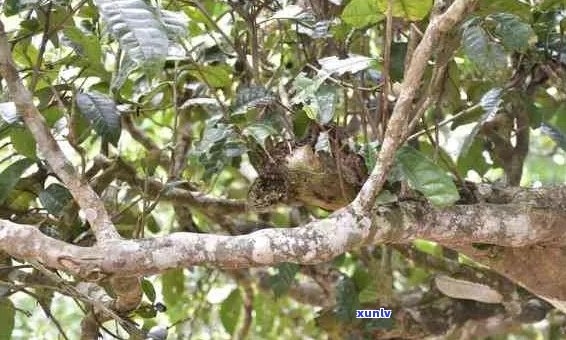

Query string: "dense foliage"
[[1, 0, 566, 338]]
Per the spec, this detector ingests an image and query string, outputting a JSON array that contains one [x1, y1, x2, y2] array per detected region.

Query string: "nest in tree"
[[247, 126, 368, 211]]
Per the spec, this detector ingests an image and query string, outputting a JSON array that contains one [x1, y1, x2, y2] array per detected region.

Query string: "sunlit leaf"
[[10, 127, 36, 159], [220, 289, 242, 335], [161, 269, 185, 308], [341, 0, 383, 28], [376, 0, 433, 21], [94, 0, 169, 70]]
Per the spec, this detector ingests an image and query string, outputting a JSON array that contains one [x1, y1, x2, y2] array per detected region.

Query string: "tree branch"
[[352, 0, 477, 213], [0, 20, 120, 243]]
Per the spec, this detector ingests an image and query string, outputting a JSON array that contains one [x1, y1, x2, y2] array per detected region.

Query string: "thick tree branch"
[[1, 186, 564, 274]]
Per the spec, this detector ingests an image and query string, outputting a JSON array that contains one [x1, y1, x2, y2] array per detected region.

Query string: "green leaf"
[[377, 0, 433, 21], [291, 73, 322, 105], [94, 0, 169, 70], [477, 0, 531, 20], [0, 158, 34, 204], [396, 146, 459, 207], [341, 0, 383, 28], [10, 127, 36, 159], [220, 289, 242, 335], [141, 279, 157, 303], [161, 269, 185, 308], [489, 13, 535, 52], [252, 292, 276, 335], [335, 276, 359, 322], [358, 282, 380, 304], [457, 139, 489, 177], [135, 303, 157, 319], [0, 298, 15, 340], [63, 26, 109, 80], [189, 64, 232, 88], [38, 183, 74, 216], [269, 263, 300, 297], [243, 123, 278, 149], [462, 20, 507, 72], [234, 86, 276, 114], [3, 0, 38, 16], [76, 91, 122, 146]]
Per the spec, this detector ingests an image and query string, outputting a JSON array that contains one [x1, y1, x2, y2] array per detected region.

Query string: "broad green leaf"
[[63, 26, 109, 80], [489, 13, 535, 52], [189, 65, 232, 88], [220, 289, 242, 335], [243, 123, 278, 149], [341, 0, 383, 28], [477, 0, 531, 20], [252, 292, 276, 335], [377, 0, 433, 21], [10, 127, 36, 159], [38, 183, 73, 216], [94, 0, 169, 69], [141, 279, 157, 303], [413, 239, 443, 257], [269, 263, 300, 297], [462, 21, 507, 72], [0, 298, 15, 340], [76, 91, 122, 146], [396, 146, 459, 207], [0, 158, 34, 204], [291, 73, 323, 104], [335, 276, 359, 322], [161, 269, 185, 308], [457, 139, 489, 177]]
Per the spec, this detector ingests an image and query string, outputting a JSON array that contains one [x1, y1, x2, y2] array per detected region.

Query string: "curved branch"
[[2, 186, 566, 277], [0, 20, 120, 243], [353, 0, 477, 212]]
